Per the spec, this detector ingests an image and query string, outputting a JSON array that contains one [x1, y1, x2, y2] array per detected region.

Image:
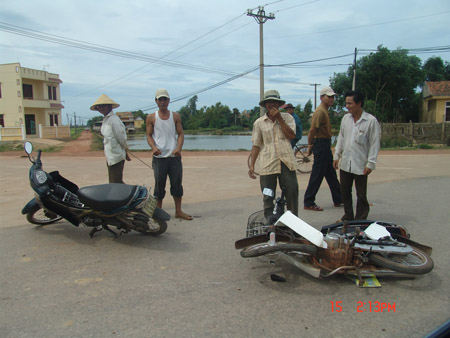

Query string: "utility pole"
[[74, 112, 77, 131], [310, 83, 320, 110], [247, 6, 275, 116], [352, 48, 357, 90]]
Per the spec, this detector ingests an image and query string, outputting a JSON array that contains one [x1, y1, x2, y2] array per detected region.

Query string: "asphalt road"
[[0, 151, 449, 337]]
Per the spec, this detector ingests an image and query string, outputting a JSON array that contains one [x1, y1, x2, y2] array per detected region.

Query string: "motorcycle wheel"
[[134, 214, 167, 236], [369, 247, 434, 275], [26, 205, 62, 225], [240, 242, 316, 258]]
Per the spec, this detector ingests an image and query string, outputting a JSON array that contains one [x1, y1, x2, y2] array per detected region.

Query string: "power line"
[[63, 14, 250, 101], [0, 21, 242, 77], [135, 66, 260, 112], [271, 0, 320, 13], [268, 10, 450, 40]]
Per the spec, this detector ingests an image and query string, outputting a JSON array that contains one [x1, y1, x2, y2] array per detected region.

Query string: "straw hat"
[[90, 94, 120, 111], [259, 89, 285, 107]]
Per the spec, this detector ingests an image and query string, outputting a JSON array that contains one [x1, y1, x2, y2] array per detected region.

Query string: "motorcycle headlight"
[[35, 170, 48, 184]]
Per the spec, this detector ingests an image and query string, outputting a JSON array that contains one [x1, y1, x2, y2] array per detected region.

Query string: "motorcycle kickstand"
[[356, 266, 364, 285], [89, 225, 118, 238]]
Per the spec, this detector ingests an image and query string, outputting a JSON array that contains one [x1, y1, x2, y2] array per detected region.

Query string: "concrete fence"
[[0, 125, 71, 142], [381, 122, 450, 145]]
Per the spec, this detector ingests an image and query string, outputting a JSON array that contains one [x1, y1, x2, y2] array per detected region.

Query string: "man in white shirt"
[[333, 90, 380, 220], [90, 94, 130, 183], [146, 88, 192, 220]]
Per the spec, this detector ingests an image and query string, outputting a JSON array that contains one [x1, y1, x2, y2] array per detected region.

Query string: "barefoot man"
[[146, 88, 192, 220]]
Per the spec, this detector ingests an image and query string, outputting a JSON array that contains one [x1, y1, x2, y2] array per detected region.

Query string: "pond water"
[[128, 134, 255, 151], [127, 134, 333, 151]]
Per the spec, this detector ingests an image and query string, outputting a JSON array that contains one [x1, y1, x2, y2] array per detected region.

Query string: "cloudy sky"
[[1, 0, 449, 124]]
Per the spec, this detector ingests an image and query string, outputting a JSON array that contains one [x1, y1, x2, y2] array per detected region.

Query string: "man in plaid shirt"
[[248, 90, 299, 220]]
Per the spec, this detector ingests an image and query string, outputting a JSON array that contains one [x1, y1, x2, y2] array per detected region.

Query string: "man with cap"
[[248, 89, 299, 219], [146, 88, 192, 220], [333, 90, 380, 221], [90, 93, 130, 184], [284, 103, 303, 148], [303, 86, 343, 211]]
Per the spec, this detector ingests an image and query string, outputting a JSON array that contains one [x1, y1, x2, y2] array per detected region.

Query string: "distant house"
[[421, 81, 450, 123], [134, 117, 144, 130], [92, 121, 102, 132], [116, 111, 135, 133]]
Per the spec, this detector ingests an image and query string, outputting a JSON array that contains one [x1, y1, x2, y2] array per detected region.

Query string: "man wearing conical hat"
[[90, 94, 130, 183], [248, 89, 299, 219]]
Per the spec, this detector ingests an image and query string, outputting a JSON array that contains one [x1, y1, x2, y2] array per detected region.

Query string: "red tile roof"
[[425, 81, 450, 97]]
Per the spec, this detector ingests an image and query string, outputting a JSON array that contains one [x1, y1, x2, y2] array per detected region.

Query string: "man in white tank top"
[[146, 88, 192, 220]]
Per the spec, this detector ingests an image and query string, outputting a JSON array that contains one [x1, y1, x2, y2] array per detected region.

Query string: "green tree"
[[330, 45, 424, 122], [423, 56, 450, 81], [241, 106, 261, 130], [86, 116, 103, 128], [179, 95, 198, 129], [304, 99, 313, 117]]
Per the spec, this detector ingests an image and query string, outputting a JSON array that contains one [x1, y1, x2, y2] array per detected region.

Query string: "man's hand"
[[363, 167, 372, 175], [248, 166, 257, 179], [125, 152, 131, 161], [306, 144, 313, 156], [333, 159, 339, 170], [172, 148, 182, 157], [152, 147, 162, 156], [268, 106, 281, 120]]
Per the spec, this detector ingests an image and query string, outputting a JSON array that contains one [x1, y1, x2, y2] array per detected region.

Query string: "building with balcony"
[[0, 62, 67, 140]]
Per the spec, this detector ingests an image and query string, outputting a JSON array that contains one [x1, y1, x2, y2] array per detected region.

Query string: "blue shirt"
[[291, 113, 303, 147]]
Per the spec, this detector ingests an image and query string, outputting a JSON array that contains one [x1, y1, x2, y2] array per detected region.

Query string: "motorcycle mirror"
[[24, 141, 33, 155]]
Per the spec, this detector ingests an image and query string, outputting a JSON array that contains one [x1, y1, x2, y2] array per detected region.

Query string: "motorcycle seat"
[[77, 184, 139, 211]]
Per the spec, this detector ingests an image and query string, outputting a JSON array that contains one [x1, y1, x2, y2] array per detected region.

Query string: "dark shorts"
[[152, 156, 183, 200]]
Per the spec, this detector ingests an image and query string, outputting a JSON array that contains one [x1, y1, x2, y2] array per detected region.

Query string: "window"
[[0, 114, 4, 127], [23, 84, 33, 99], [446, 102, 450, 122], [49, 114, 59, 126], [48, 85, 57, 100]]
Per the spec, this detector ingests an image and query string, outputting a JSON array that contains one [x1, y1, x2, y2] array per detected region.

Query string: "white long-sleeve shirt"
[[101, 111, 128, 166], [334, 111, 380, 175]]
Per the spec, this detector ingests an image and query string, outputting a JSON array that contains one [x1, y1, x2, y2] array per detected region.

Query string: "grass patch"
[[91, 133, 104, 151], [0, 141, 63, 153]]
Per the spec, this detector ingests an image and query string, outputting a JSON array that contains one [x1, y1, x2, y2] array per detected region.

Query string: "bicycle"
[[247, 143, 313, 176], [293, 144, 313, 174]]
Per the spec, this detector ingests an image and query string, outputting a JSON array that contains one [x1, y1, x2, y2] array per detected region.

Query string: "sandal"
[[304, 205, 323, 211]]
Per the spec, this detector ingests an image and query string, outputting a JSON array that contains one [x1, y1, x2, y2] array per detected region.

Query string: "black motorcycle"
[[21, 142, 170, 237]]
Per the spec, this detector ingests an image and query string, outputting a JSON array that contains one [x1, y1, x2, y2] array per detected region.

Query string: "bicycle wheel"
[[295, 145, 313, 173], [369, 247, 434, 275], [240, 242, 316, 258]]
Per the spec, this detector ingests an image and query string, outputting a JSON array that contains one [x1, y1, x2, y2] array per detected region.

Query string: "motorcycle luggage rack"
[[62, 191, 85, 208]]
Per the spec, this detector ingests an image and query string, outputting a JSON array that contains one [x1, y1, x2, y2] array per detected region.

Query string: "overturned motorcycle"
[[235, 192, 434, 286], [21, 142, 170, 237]]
